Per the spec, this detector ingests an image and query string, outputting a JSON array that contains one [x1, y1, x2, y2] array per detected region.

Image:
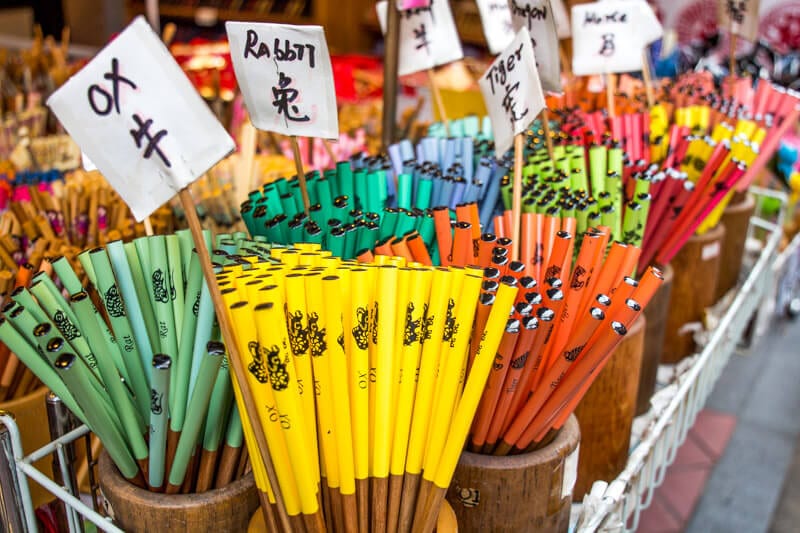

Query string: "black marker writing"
[[598, 33, 616, 57], [243, 30, 317, 68], [271, 70, 310, 124]]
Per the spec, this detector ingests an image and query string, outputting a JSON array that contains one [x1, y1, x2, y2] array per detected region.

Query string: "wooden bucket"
[[98, 451, 259, 533], [446, 415, 580, 533], [636, 264, 674, 415], [2, 387, 54, 509], [573, 314, 646, 500], [661, 223, 726, 364], [714, 193, 755, 301]]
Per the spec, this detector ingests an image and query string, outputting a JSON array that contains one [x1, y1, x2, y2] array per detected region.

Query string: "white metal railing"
[[0, 412, 122, 533], [575, 187, 786, 532]]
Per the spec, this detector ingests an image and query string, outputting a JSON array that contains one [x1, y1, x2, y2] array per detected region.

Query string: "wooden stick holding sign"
[[606, 74, 616, 119], [571, 0, 661, 119], [729, 19, 737, 80], [512, 133, 524, 260], [226, 21, 340, 219], [427, 69, 449, 135], [718, 0, 760, 82], [376, 0, 463, 137], [45, 16, 295, 533], [226, 21, 346, 531], [641, 51, 656, 109], [479, 28, 547, 262], [289, 136, 311, 213], [541, 108, 555, 161]]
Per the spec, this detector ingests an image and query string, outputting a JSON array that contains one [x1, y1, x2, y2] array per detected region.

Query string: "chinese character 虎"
[[501, 81, 529, 126]]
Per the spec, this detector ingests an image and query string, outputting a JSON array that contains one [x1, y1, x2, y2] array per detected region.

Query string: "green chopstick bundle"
[[0, 233, 249, 494]]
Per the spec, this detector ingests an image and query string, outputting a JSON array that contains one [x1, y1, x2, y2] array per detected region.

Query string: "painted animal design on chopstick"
[[443, 298, 459, 346], [420, 303, 434, 345], [370, 302, 379, 345], [285, 306, 309, 355], [53, 310, 80, 341], [104, 285, 126, 318], [307, 312, 326, 357], [403, 302, 421, 346], [247, 340, 290, 391], [352, 307, 370, 349], [152, 269, 169, 303]]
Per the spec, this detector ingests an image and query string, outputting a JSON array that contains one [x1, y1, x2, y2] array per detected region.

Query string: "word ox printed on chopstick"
[[46, 16, 235, 221], [479, 27, 546, 157], [226, 22, 338, 139]]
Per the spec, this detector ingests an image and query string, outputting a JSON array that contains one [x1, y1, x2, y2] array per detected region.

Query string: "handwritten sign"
[[226, 23, 338, 139], [376, 0, 464, 77], [551, 0, 572, 39], [47, 16, 235, 221], [571, 1, 645, 75], [81, 152, 97, 172], [718, 0, 760, 41], [600, 0, 663, 44], [479, 27, 545, 158], [509, 0, 562, 93], [476, 0, 514, 55], [397, 0, 431, 8]]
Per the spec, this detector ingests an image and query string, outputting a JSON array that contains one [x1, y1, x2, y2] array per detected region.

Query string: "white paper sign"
[[509, 0, 562, 93], [81, 152, 97, 172], [551, 0, 572, 39], [47, 16, 235, 221], [376, 0, 464, 77], [476, 0, 515, 55], [479, 28, 545, 158], [571, 1, 645, 75], [225, 23, 338, 140], [718, 0, 760, 41], [600, 0, 663, 44]]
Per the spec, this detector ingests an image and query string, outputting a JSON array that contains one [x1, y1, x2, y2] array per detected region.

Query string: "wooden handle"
[[178, 188, 297, 532]]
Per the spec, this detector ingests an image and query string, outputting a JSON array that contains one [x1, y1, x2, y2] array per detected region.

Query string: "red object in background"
[[331, 55, 383, 102]]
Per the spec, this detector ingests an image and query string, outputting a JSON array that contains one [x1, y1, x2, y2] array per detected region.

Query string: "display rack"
[[574, 187, 787, 533], [0, 188, 788, 533]]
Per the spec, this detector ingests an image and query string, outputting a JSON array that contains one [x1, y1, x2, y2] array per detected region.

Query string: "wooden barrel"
[[636, 264, 674, 415], [573, 314, 646, 500], [715, 194, 755, 301], [446, 415, 580, 533], [661, 223, 726, 364], [2, 387, 54, 509], [99, 451, 259, 533]]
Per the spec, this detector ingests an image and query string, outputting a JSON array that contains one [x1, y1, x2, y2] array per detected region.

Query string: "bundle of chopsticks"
[[0, 232, 249, 494], [214, 238, 518, 533], [0, 169, 175, 249]]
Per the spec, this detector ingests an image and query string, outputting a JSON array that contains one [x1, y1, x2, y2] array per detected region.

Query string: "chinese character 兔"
[[130, 114, 171, 167], [271, 71, 310, 124], [87, 57, 137, 116]]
